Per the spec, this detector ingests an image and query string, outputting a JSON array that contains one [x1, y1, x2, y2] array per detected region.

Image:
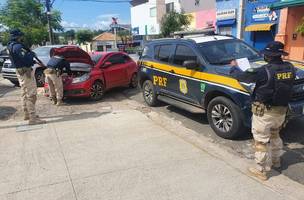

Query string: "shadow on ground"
[[0, 106, 17, 120]]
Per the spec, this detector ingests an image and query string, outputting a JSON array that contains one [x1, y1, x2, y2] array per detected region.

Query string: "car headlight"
[[240, 82, 256, 94], [72, 73, 90, 84]]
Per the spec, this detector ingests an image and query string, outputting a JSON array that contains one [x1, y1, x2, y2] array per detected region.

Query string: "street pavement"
[[0, 76, 304, 199]]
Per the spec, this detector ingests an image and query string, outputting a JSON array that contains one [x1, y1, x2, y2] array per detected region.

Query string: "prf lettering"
[[277, 72, 292, 80], [153, 76, 167, 87]]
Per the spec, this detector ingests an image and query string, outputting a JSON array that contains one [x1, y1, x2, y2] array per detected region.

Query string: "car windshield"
[[198, 39, 261, 65], [33, 46, 53, 57], [90, 54, 103, 64]]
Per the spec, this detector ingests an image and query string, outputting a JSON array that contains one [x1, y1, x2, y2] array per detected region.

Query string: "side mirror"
[[102, 61, 112, 68], [183, 60, 199, 70]]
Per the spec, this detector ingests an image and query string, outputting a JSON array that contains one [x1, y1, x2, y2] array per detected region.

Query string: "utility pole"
[[46, 0, 54, 44], [237, 0, 245, 39]]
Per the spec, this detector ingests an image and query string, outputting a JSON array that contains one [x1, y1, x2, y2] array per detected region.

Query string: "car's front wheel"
[[35, 69, 45, 87], [90, 81, 104, 101], [10, 80, 20, 87], [207, 96, 245, 139], [142, 80, 159, 106]]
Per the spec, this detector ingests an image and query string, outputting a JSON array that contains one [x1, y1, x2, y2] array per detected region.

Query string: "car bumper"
[[2, 68, 18, 81], [288, 100, 304, 119]]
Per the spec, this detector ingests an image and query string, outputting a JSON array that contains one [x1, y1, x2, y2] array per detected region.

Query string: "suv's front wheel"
[[207, 96, 245, 139], [142, 80, 159, 106]]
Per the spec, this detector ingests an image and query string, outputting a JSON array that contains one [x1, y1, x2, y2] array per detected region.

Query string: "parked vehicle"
[[2, 45, 66, 87], [138, 31, 304, 139], [44, 46, 138, 100]]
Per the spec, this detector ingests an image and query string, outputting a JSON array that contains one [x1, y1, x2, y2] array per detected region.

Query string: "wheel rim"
[[131, 74, 138, 87], [211, 104, 233, 132], [90, 82, 103, 99], [143, 83, 153, 103], [36, 73, 45, 86]]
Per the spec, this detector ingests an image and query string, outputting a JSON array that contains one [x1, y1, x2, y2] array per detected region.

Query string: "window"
[[155, 45, 173, 63], [218, 27, 232, 35], [107, 54, 125, 65], [166, 2, 174, 13], [173, 45, 197, 66], [154, 45, 160, 59], [142, 46, 153, 59], [150, 7, 156, 17]]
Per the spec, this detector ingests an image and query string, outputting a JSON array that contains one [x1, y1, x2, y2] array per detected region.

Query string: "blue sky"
[[0, 0, 131, 30]]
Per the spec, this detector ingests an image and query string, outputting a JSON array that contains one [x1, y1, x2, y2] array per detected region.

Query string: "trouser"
[[44, 70, 63, 101], [16, 67, 37, 119], [251, 106, 287, 172]]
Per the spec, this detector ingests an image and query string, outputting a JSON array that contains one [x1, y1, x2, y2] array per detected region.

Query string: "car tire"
[[207, 96, 245, 139], [10, 80, 20, 87], [35, 69, 45, 87], [142, 80, 159, 107], [90, 81, 104, 101], [129, 73, 138, 88]]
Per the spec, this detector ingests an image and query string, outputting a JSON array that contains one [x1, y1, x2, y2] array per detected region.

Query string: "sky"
[[0, 0, 132, 31]]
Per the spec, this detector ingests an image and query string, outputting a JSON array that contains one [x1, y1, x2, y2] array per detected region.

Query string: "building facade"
[[243, 0, 280, 50], [215, 0, 239, 37], [273, 0, 304, 62]]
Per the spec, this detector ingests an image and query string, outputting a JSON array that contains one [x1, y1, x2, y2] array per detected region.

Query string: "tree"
[[76, 30, 93, 45], [64, 30, 76, 44], [0, 0, 63, 46], [296, 17, 304, 34], [160, 11, 192, 37], [117, 29, 131, 44]]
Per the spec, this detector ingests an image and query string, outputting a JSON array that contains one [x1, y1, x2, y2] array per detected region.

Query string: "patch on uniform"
[[179, 79, 188, 94], [200, 83, 206, 93]]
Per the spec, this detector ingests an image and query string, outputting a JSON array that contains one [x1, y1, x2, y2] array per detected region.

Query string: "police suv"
[[138, 30, 304, 139]]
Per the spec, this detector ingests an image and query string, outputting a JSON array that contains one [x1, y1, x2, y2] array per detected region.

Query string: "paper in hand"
[[236, 58, 251, 71]]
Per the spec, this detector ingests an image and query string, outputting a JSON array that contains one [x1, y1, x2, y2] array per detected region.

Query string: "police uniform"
[[44, 55, 71, 106], [8, 29, 45, 125], [231, 41, 295, 181]]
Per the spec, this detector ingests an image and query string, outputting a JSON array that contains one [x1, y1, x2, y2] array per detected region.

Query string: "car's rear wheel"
[[207, 96, 245, 139], [142, 80, 159, 106], [129, 73, 138, 88], [35, 69, 45, 87], [90, 81, 104, 101]]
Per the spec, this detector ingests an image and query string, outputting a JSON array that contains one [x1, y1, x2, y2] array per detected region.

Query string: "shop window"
[[218, 27, 232, 35], [173, 45, 198, 67], [150, 7, 156, 17]]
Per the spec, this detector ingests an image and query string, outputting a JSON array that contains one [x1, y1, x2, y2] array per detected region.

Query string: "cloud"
[[61, 21, 79, 29]]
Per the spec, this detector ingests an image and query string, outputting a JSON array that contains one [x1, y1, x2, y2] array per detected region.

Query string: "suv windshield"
[[198, 39, 261, 65]]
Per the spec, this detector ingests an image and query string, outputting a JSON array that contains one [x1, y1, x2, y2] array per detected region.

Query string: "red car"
[[45, 46, 138, 100]]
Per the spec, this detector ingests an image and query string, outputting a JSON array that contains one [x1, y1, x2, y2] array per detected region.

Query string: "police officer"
[[7, 29, 46, 125], [44, 51, 71, 106], [230, 41, 295, 181]]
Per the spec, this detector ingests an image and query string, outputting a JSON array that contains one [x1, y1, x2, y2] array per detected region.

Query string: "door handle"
[[170, 69, 175, 73], [150, 65, 154, 68]]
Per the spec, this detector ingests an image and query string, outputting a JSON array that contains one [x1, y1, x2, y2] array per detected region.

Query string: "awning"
[[216, 19, 236, 26], [245, 23, 275, 31], [271, 0, 304, 10]]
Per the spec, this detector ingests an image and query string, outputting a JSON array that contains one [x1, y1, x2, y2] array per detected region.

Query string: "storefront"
[[215, 0, 239, 37], [244, 0, 280, 50], [272, 0, 304, 62]]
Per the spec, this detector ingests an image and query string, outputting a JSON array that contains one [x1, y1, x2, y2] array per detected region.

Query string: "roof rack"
[[173, 28, 216, 38]]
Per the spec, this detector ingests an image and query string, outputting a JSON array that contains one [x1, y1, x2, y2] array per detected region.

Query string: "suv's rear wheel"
[[129, 73, 138, 88], [142, 80, 159, 106], [207, 96, 245, 139]]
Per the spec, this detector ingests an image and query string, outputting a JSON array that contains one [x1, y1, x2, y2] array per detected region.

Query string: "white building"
[[130, 0, 181, 36]]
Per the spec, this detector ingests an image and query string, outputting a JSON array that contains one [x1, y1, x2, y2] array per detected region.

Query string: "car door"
[[169, 44, 203, 105], [102, 54, 129, 88]]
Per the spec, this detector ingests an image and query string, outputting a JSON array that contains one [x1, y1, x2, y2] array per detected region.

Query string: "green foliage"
[[64, 30, 76, 42], [0, 0, 63, 46], [296, 17, 304, 34], [76, 30, 93, 45], [160, 11, 192, 37], [117, 29, 131, 44]]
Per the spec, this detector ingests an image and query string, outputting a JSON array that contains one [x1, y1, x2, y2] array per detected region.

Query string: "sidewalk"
[[0, 98, 304, 199]]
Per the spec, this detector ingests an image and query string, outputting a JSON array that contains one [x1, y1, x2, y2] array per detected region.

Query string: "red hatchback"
[[45, 46, 138, 100]]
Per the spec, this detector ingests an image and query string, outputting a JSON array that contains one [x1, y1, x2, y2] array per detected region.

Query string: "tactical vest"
[[255, 62, 295, 106], [8, 41, 34, 68]]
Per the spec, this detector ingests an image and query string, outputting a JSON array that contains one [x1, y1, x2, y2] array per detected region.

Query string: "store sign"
[[96, 41, 113, 46], [216, 9, 236, 21], [252, 5, 278, 22]]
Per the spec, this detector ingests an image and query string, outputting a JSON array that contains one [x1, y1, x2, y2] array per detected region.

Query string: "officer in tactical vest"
[[44, 51, 71, 106], [8, 29, 46, 125], [230, 41, 295, 181]]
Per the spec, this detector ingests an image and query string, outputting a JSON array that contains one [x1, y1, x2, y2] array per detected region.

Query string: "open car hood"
[[51, 46, 94, 66]]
